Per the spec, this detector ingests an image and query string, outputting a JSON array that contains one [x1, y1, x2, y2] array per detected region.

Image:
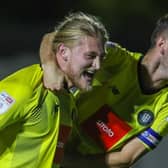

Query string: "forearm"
[[105, 152, 132, 168], [40, 32, 55, 63], [39, 32, 65, 90], [105, 138, 147, 168]]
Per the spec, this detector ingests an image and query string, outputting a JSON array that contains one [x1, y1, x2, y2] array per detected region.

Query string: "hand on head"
[[40, 33, 65, 91]]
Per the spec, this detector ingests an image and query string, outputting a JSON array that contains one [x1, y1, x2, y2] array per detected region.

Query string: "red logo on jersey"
[[81, 105, 132, 151], [53, 125, 71, 164]]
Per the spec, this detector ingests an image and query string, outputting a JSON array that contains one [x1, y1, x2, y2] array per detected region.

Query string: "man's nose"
[[92, 56, 101, 70]]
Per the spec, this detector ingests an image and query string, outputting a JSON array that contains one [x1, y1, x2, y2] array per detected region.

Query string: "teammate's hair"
[[150, 14, 168, 48], [52, 11, 109, 51]]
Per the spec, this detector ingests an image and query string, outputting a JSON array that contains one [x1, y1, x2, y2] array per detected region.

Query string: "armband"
[[138, 128, 162, 149]]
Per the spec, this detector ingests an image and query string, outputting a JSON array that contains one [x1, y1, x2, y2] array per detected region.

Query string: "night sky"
[[0, 0, 168, 56]]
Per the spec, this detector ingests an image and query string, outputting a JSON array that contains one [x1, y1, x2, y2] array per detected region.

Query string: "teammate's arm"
[[105, 137, 148, 168], [39, 33, 65, 91], [105, 102, 167, 168]]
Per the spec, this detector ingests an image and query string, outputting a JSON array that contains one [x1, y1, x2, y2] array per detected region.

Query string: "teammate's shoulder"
[[0, 64, 43, 94], [105, 41, 142, 61], [2, 64, 42, 84]]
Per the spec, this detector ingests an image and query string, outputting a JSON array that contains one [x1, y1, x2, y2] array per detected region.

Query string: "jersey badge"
[[138, 110, 154, 126], [0, 91, 15, 114]]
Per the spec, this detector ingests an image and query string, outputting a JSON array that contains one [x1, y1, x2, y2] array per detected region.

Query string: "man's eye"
[[100, 52, 106, 60], [87, 54, 96, 59]]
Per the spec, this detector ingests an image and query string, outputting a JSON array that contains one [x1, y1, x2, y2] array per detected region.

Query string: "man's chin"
[[84, 85, 92, 91], [78, 83, 92, 92], [141, 85, 161, 94], [73, 78, 93, 92]]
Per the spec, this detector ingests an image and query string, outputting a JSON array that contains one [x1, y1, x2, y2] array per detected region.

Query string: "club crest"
[[138, 110, 154, 126]]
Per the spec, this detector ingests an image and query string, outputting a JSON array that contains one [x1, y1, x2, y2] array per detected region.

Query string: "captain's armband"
[[138, 128, 162, 149]]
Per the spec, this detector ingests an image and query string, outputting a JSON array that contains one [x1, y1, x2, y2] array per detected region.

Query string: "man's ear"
[[157, 36, 166, 55], [57, 43, 70, 62], [56, 43, 71, 72]]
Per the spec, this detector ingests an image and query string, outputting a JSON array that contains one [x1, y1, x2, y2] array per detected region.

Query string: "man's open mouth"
[[83, 70, 95, 81]]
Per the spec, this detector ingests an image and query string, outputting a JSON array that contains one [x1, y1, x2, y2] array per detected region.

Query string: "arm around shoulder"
[[39, 32, 65, 91]]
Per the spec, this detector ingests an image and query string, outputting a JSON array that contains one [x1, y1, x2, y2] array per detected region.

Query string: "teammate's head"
[[150, 14, 168, 48], [52, 12, 109, 91], [140, 14, 168, 94]]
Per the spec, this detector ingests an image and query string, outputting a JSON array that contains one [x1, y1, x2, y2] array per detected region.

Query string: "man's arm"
[[62, 137, 147, 168], [105, 137, 148, 168], [39, 32, 65, 91]]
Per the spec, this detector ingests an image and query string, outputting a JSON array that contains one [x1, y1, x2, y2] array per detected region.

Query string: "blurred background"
[[0, 0, 168, 167]]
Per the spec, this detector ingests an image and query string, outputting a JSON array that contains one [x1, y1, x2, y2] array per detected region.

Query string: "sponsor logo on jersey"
[[0, 91, 15, 114], [81, 105, 132, 151], [96, 120, 114, 137], [138, 110, 154, 126]]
